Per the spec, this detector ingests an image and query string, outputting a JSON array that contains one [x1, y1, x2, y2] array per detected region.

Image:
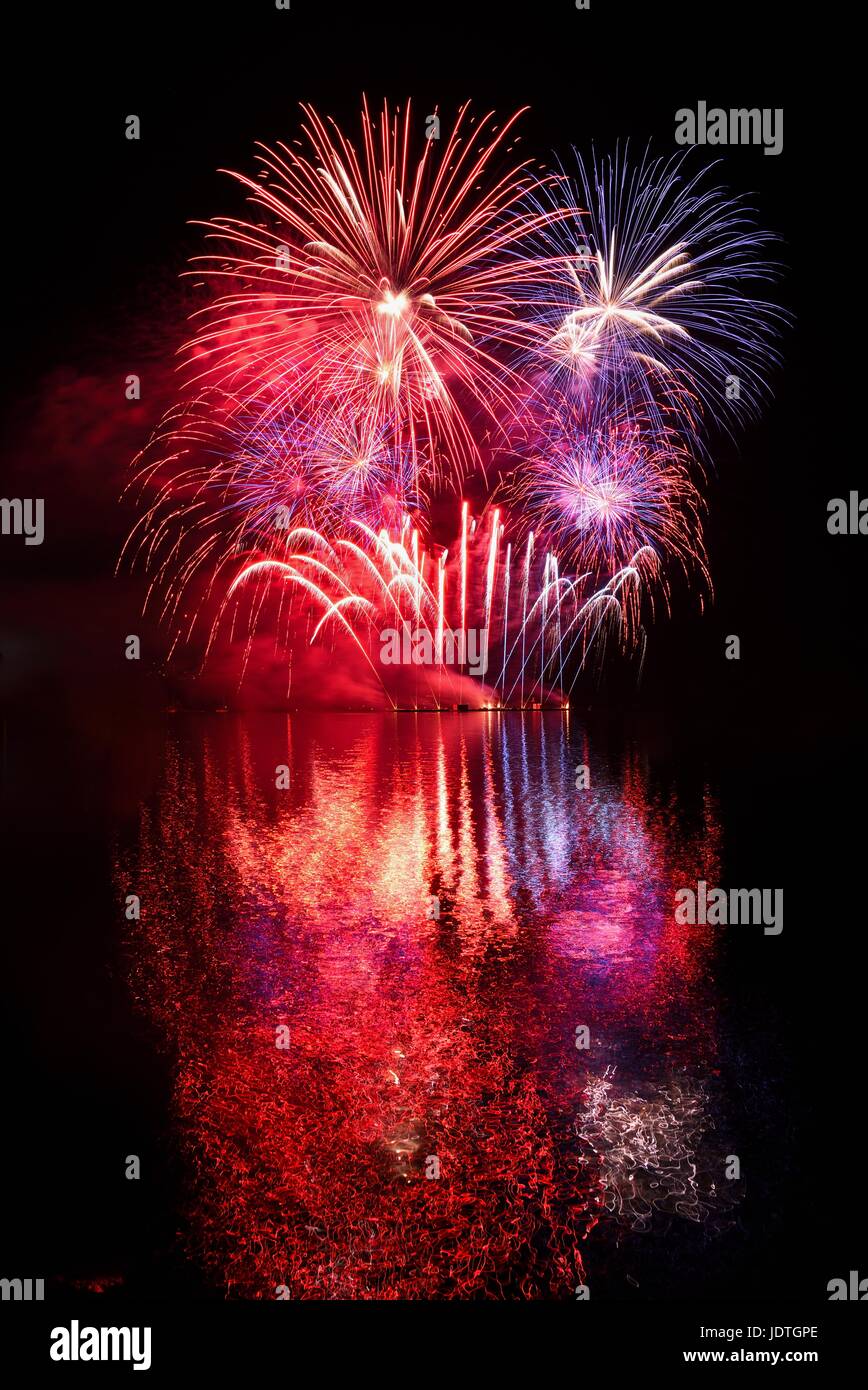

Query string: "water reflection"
[[117, 712, 735, 1298]]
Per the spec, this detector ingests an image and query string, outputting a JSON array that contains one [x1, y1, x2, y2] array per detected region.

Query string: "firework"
[[184, 100, 568, 488], [510, 147, 785, 441], [501, 391, 710, 595], [222, 399, 423, 529]]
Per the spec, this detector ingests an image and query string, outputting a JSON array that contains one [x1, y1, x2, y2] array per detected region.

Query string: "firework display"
[[123, 102, 782, 705]]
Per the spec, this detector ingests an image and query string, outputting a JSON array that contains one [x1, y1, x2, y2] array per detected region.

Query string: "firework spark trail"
[[459, 499, 469, 675], [520, 533, 533, 708], [484, 508, 500, 636], [437, 551, 446, 698], [500, 540, 511, 695]]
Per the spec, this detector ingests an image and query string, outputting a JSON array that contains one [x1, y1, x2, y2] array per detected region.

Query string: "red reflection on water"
[[118, 712, 727, 1298]]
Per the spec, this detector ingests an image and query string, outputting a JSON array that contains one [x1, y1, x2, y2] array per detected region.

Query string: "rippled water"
[[116, 711, 746, 1299]]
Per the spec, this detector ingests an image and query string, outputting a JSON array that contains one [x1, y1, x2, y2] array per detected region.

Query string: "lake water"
[[106, 710, 781, 1299]]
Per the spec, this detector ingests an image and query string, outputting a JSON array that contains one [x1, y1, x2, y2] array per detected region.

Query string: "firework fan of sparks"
[[289, 403, 422, 523], [218, 399, 424, 534], [500, 391, 711, 597], [222, 514, 662, 707], [510, 146, 786, 443], [184, 98, 569, 488], [121, 391, 427, 652], [123, 103, 785, 699]]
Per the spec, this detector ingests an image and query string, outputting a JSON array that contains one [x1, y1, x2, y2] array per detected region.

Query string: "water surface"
[[116, 711, 747, 1299]]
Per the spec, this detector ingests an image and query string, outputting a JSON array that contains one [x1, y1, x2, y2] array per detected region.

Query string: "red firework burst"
[[184, 99, 568, 488]]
